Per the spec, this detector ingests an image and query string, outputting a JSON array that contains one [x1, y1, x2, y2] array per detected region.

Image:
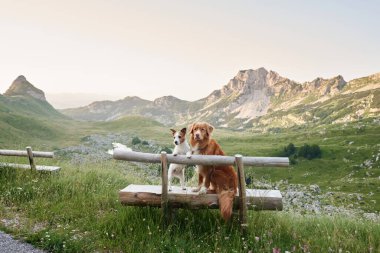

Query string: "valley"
[[0, 72, 379, 252]]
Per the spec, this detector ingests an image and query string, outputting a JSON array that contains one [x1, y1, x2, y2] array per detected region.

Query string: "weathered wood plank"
[[0, 149, 54, 158], [113, 150, 289, 167], [0, 163, 61, 172], [160, 152, 170, 226], [26, 146, 36, 171], [236, 155, 248, 231], [119, 184, 283, 211]]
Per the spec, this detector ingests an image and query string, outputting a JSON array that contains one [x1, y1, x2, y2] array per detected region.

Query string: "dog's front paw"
[[173, 152, 178, 156], [182, 187, 186, 190], [198, 186, 207, 195], [186, 151, 192, 158]]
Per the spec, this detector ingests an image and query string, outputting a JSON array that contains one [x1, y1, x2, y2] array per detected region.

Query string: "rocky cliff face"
[[4, 75, 46, 101]]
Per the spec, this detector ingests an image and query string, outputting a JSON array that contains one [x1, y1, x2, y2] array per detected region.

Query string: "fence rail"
[[0, 147, 59, 172], [0, 149, 54, 158]]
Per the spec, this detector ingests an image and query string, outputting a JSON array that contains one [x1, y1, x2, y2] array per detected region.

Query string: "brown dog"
[[188, 122, 238, 221]]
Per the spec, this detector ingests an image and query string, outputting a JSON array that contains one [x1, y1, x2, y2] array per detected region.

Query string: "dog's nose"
[[174, 141, 178, 145], [195, 134, 200, 139]]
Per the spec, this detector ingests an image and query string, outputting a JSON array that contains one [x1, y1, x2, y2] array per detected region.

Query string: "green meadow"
[[1, 115, 379, 252]]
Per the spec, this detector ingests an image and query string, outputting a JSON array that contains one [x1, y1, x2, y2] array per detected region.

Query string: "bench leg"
[[235, 155, 248, 234]]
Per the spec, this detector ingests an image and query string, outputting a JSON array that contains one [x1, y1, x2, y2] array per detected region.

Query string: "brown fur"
[[188, 122, 238, 221]]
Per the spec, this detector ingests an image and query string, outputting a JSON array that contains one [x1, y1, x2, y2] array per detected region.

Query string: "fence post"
[[235, 154, 248, 233], [26, 146, 36, 171], [160, 151, 169, 228]]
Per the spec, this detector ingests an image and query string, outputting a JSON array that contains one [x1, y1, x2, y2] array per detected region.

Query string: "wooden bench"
[[0, 146, 60, 172], [113, 149, 289, 231]]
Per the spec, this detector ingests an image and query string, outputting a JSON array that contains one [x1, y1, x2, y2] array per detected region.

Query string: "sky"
[[0, 0, 379, 107]]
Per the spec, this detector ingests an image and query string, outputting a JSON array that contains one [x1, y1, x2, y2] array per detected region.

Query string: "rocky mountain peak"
[[4, 75, 46, 101], [303, 75, 347, 96]]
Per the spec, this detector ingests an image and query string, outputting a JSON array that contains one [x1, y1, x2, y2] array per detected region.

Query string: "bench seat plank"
[[119, 184, 282, 211]]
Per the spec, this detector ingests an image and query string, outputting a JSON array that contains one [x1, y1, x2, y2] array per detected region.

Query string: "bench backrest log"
[[114, 149, 289, 231], [0, 146, 60, 172], [113, 149, 289, 167]]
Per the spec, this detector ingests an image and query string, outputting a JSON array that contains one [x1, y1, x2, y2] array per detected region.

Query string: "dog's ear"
[[180, 127, 187, 134], [188, 123, 194, 134], [206, 123, 214, 136], [170, 129, 176, 135]]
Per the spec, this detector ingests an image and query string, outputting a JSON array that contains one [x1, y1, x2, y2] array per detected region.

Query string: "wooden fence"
[[0, 146, 60, 172]]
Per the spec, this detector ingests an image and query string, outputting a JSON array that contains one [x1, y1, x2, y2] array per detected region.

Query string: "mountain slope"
[[0, 76, 69, 145]]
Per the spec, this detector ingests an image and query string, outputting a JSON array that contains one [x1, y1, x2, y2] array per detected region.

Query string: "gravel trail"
[[0, 231, 45, 253]]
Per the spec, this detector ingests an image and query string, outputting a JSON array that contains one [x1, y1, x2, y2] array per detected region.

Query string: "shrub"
[[132, 137, 141, 145], [281, 143, 321, 163], [283, 143, 296, 156], [141, 140, 149, 146], [160, 146, 172, 154], [299, 144, 321, 160]]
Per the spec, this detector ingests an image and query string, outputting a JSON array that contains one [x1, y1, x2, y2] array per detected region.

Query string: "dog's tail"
[[218, 189, 235, 221]]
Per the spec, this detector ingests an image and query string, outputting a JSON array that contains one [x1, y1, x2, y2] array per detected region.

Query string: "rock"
[[309, 184, 321, 193]]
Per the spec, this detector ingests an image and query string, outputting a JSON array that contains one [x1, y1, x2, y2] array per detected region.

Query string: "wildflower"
[[273, 248, 281, 253], [255, 236, 260, 242]]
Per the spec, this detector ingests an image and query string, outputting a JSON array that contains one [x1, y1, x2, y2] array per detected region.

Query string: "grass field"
[[1, 116, 380, 252], [0, 159, 379, 252]]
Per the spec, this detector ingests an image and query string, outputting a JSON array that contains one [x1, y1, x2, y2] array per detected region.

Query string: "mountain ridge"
[[60, 68, 380, 129], [3, 69, 379, 131]]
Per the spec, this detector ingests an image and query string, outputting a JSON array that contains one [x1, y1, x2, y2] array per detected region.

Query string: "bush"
[[160, 146, 172, 154], [141, 141, 149, 146], [132, 137, 141, 145], [283, 143, 296, 156], [299, 144, 321, 160], [281, 143, 321, 163]]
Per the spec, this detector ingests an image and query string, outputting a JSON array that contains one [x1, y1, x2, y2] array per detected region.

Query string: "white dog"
[[168, 128, 190, 191]]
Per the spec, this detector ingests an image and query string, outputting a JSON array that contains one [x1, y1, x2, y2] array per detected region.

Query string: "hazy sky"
[[0, 0, 379, 104]]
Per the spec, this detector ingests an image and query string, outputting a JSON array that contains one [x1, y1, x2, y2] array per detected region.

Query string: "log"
[[119, 184, 283, 211], [113, 150, 289, 167], [26, 146, 36, 171], [0, 163, 61, 172], [0, 149, 54, 158]]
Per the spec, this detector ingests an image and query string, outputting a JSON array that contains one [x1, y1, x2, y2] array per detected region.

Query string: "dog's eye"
[[201, 128, 205, 131], [178, 136, 181, 138]]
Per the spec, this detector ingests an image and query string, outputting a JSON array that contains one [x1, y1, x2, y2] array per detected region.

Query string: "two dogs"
[[168, 122, 237, 221]]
